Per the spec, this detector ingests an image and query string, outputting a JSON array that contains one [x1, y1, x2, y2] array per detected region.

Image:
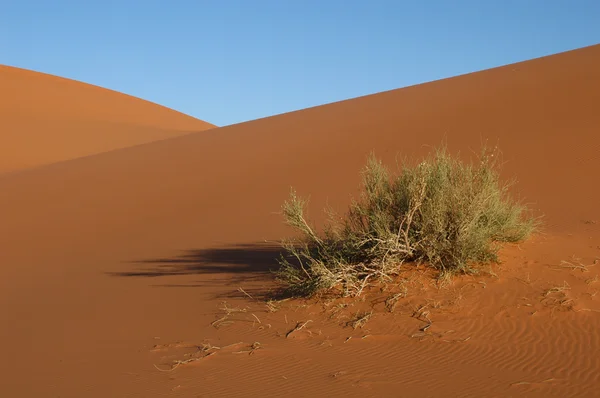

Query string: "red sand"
[[0, 65, 214, 173], [1, 45, 599, 397]]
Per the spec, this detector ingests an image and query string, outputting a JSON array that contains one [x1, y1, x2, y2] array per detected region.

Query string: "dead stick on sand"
[[211, 314, 229, 328], [441, 336, 471, 343], [286, 320, 312, 338], [251, 313, 262, 324], [221, 342, 245, 350], [154, 363, 181, 372], [419, 322, 432, 332], [153, 351, 218, 372], [511, 377, 555, 386], [238, 287, 254, 300], [233, 342, 262, 355]]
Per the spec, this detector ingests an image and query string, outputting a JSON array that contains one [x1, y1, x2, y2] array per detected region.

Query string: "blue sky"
[[2, 1, 599, 126]]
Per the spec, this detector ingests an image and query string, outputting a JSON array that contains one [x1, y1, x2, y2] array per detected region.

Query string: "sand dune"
[[1, 45, 599, 397], [0, 65, 214, 173]]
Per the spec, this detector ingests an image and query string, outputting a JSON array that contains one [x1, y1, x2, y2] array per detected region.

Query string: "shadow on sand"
[[108, 243, 286, 298]]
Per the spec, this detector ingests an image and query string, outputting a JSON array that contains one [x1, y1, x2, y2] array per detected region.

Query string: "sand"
[[0, 44, 599, 397], [0, 65, 215, 174]]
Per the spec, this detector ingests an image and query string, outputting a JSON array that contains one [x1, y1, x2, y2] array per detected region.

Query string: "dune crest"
[[0, 65, 214, 173]]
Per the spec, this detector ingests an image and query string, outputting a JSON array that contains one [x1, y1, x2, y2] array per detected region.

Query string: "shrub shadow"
[[108, 243, 288, 299], [111, 243, 284, 277]]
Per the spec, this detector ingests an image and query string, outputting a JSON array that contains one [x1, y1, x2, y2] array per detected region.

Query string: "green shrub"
[[277, 145, 537, 297]]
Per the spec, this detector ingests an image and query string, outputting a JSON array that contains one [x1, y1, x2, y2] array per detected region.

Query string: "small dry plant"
[[211, 301, 248, 329], [541, 281, 574, 313], [286, 320, 313, 338], [277, 144, 537, 298], [385, 292, 405, 313], [552, 256, 598, 272], [346, 311, 373, 329]]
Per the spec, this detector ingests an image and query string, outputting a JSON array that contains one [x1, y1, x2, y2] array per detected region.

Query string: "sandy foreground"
[[1, 45, 599, 397]]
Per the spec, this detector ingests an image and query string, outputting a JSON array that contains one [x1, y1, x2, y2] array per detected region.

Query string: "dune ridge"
[[1, 44, 599, 397], [0, 65, 215, 173]]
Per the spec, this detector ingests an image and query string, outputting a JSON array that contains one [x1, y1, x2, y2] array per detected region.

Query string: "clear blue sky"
[[2, 1, 599, 126]]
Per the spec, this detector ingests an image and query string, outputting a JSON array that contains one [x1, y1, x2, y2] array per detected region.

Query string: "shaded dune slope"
[[0, 65, 215, 173], [1, 45, 599, 397]]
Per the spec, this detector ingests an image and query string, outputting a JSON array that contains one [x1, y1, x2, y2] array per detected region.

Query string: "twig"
[[552, 258, 597, 272], [385, 292, 404, 312], [419, 323, 432, 332], [211, 314, 230, 328], [286, 320, 313, 338], [221, 342, 245, 349], [511, 378, 555, 386], [153, 352, 216, 372], [233, 342, 262, 355], [238, 287, 254, 300], [346, 311, 373, 330], [211, 302, 248, 328], [154, 363, 181, 372], [441, 336, 471, 343]]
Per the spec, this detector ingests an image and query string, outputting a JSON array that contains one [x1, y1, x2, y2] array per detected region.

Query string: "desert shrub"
[[277, 145, 537, 297]]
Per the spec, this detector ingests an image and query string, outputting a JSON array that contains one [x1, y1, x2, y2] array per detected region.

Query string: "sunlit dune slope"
[[0, 44, 599, 397], [0, 65, 214, 173]]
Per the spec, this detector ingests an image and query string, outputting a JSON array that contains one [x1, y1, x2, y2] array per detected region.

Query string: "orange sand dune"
[[0, 65, 214, 173], [1, 45, 600, 397]]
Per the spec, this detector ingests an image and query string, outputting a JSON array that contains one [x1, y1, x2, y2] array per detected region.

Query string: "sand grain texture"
[[1, 45, 600, 397]]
